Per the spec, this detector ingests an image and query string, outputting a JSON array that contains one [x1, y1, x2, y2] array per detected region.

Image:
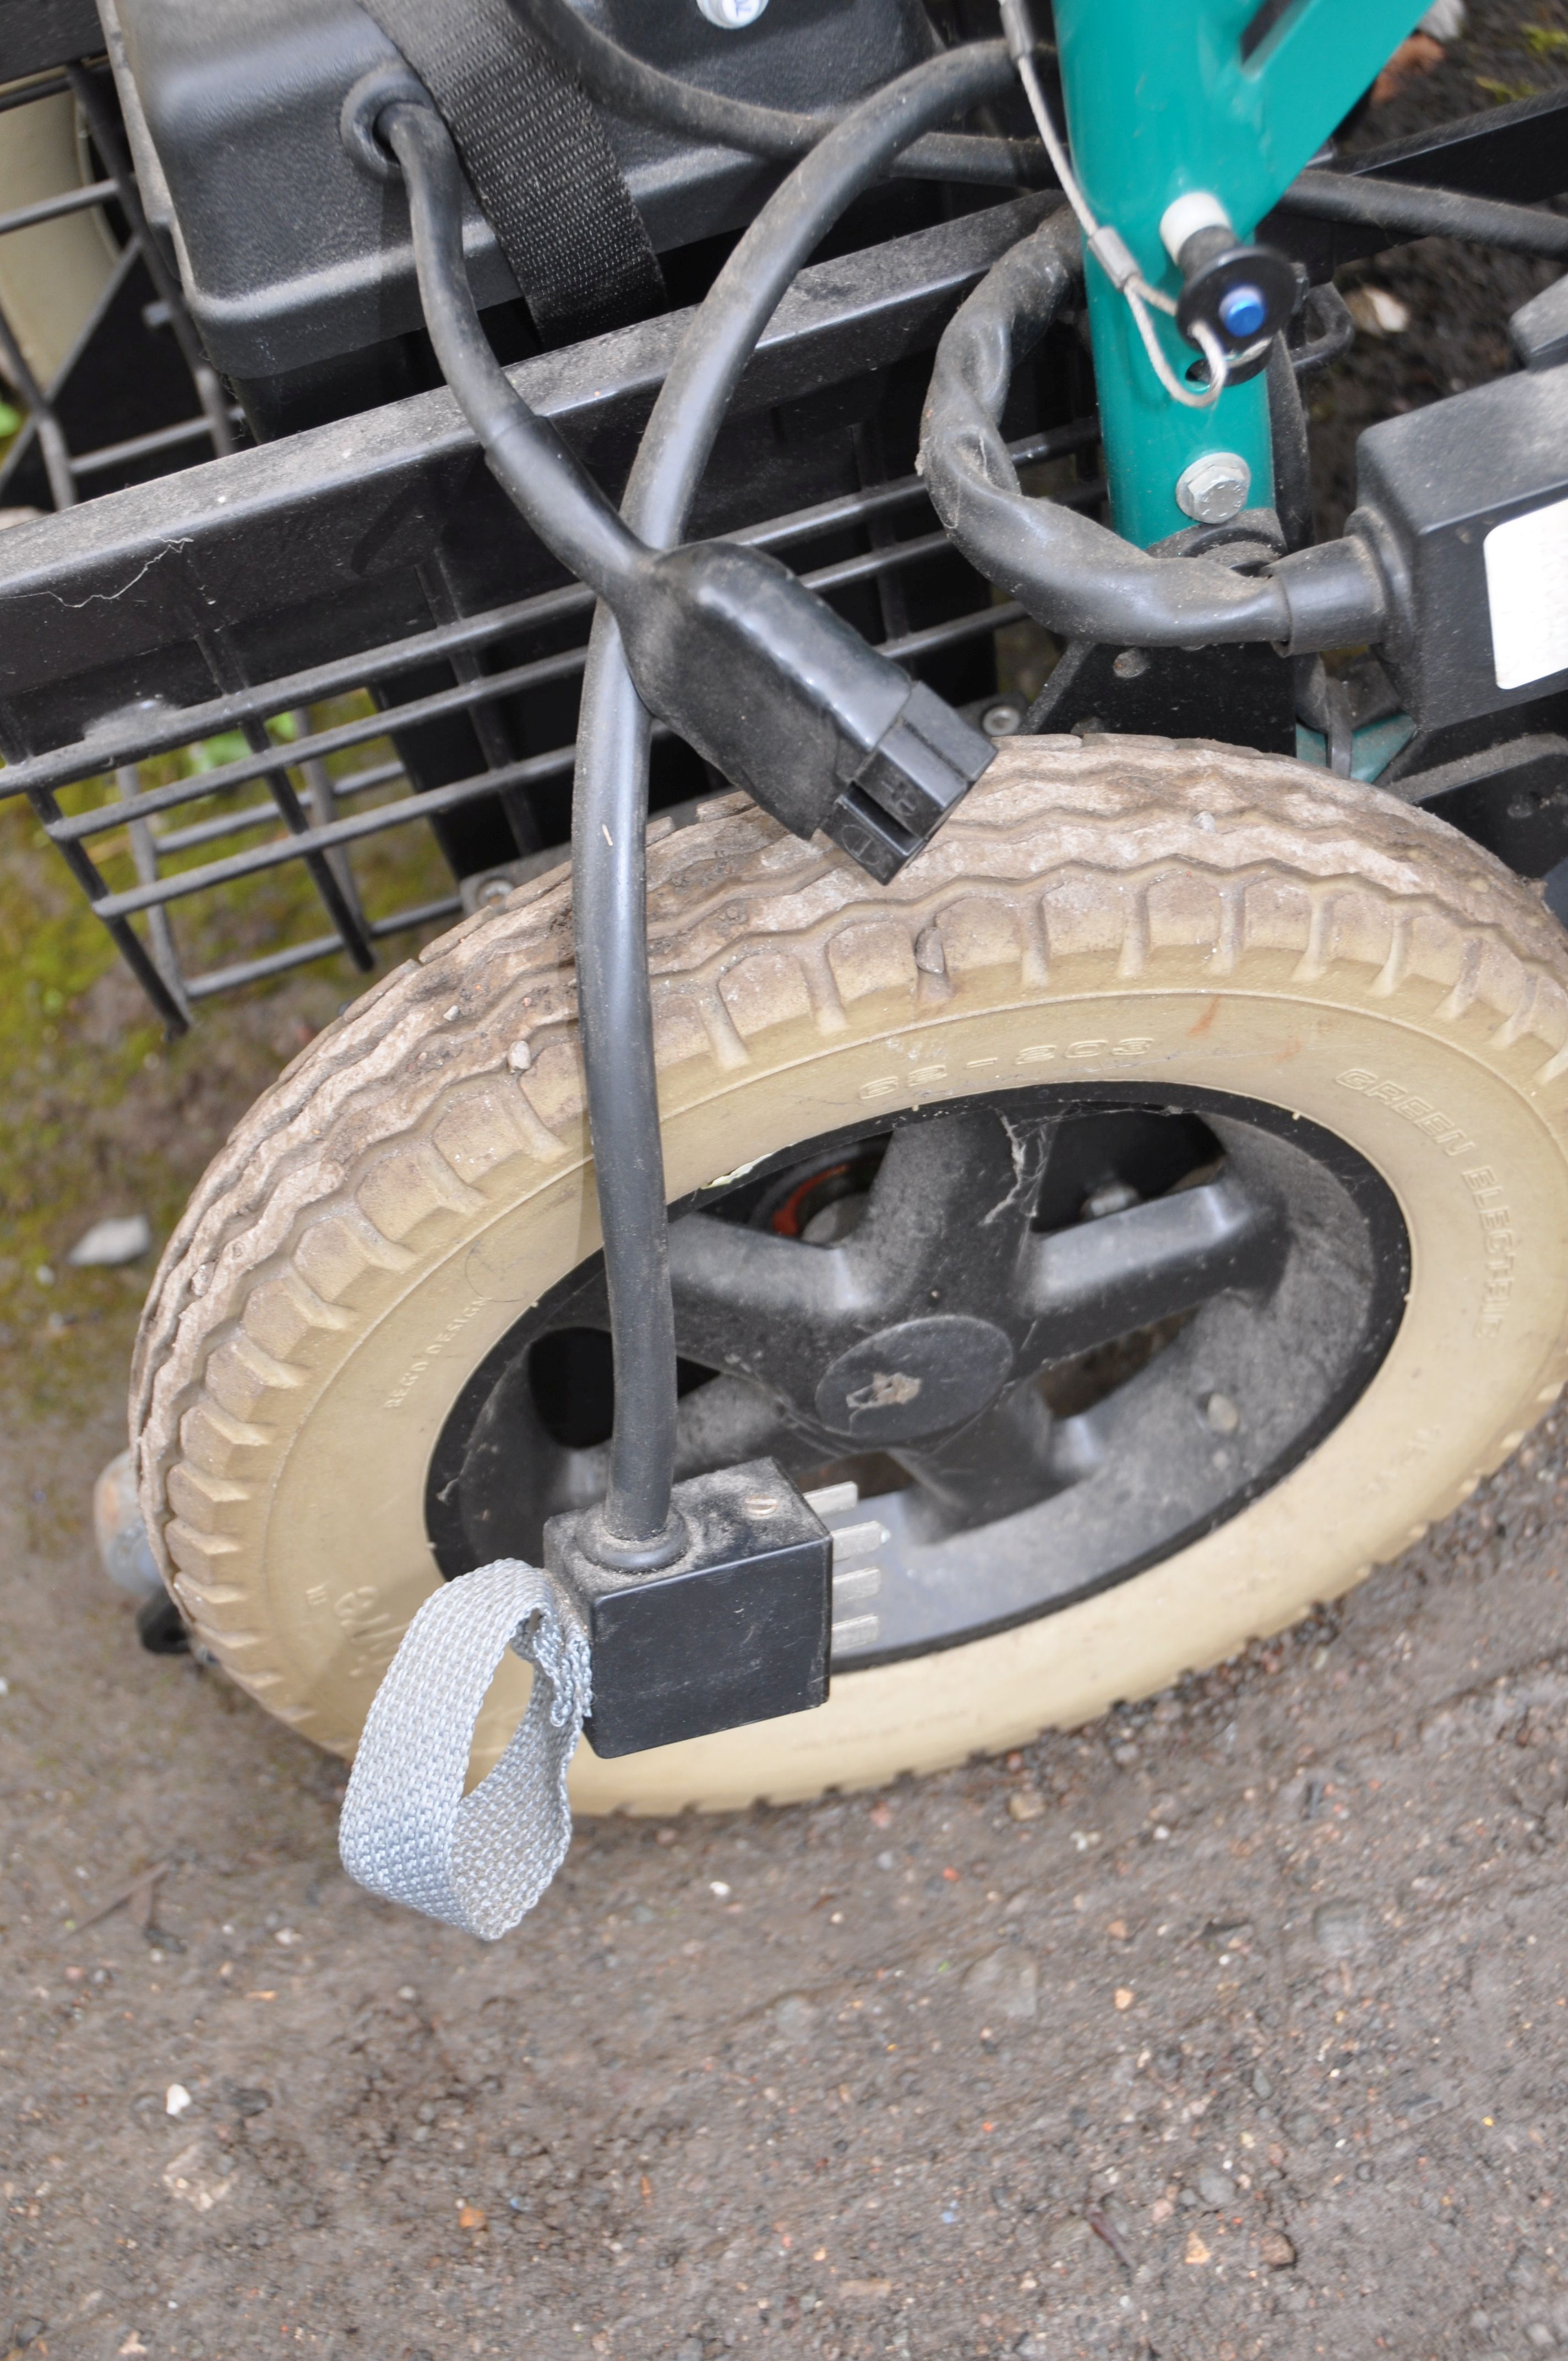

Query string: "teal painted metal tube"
[[1052, 0, 1426, 548]]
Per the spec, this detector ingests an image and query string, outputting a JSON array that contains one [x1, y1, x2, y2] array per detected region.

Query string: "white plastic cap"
[[1159, 191, 1233, 265]]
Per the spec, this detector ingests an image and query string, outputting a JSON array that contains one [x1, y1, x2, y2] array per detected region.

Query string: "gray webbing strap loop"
[[339, 1560, 591, 1941], [360, 0, 666, 341]]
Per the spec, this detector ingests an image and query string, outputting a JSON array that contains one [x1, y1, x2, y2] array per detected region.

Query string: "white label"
[[1484, 496, 1568, 689]]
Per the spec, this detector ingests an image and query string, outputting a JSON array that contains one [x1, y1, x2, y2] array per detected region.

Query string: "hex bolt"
[[697, 0, 768, 23], [981, 700, 1023, 737], [1174, 451, 1251, 524]]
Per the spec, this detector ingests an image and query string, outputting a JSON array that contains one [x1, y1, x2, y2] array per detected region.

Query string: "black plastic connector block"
[[618, 537, 995, 880], [544, 1459, 832, 1759], [1353, 361, 1568, 728]]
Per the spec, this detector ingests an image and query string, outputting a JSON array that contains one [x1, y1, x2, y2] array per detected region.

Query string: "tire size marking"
[[861, 1036, 1156, 1102], [1461, 1163, 1517, 1339], [1336, 1069, 1513, 1338], [383, 1296, 487, 1410]]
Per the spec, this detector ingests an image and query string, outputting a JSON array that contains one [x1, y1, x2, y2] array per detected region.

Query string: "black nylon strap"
[[362, 0, 665, 342]]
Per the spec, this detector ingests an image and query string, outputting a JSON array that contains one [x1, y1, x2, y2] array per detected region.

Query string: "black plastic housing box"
[[1353, 362, 1568, 731], [545, 1459, 831, 1759], [107, 0, 932, 383]]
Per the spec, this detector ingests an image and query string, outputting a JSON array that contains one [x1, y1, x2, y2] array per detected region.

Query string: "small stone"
[[11, 2322, 46, 2350], [772, 1994, 819, 2046], [1113, 1987, 1135, 2011], [458, 2204, 486, 2231], [875, 1849, 895, 1870], [1259, 2229, 1297, 2270], [1196, 2166, 1235, 2207], [1311, 1900, 1368, 1956], [506, 1041, 532, 1071], [1250, 2066, 1274, 2100], [1043, 2216, 1091, 2262], [1346, 284, 1411, 338], [1526, 2328, 1557, 2353], [1150, 2196, 1174, 2224], [1204, 1391, 1240, 1434], [1015, 2337, 1049, 2359], [1112, 1742, 1140, 1767], [165, 2083, 192, 2118], [1008, 1788, 1047, 1821], [67, 1213, 153, 1267], [1184, 2230, 1211, 2266], [962, 1947, 1038, 2022]]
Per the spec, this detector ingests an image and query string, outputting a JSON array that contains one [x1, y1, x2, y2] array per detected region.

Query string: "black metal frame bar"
[[2, 83, 1565, 1025], [1, 420, 1096, 1022]]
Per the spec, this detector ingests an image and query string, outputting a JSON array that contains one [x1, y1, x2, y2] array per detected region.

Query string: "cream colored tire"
[[132, 736, 1568, 1811], [0, 85, 117, 395]]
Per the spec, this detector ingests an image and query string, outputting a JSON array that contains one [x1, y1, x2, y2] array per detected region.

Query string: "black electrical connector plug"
[[374, 91, 993, 881], [619, 540, 992, 880]]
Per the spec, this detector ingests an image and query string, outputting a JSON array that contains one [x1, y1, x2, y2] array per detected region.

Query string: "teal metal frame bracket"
[[1052, 0, 1426, 547]]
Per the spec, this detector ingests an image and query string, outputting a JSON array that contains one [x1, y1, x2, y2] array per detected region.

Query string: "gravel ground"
[[8, 7, 1568, 2359], [7, 1393, 1568, 2361]]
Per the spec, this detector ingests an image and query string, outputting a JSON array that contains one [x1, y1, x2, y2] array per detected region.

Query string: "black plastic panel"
[[110, 0, 933, 379]]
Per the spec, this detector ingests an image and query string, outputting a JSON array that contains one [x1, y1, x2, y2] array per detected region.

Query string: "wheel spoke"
[[890, 1380, 1080, 1526], [1019, 1173, 1289, 1364], [671, 1373, 810, 1480], [853, 1105, 1052, 1303], [667, 1211, 872, 1391]]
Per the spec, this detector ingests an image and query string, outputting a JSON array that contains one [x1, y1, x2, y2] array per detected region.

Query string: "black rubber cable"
[[508, 0, 1568, 257], [385, 100, 649, 600], [1284, 167, 1568, 260], [385, 45, 1021, 1559], [572, 39, 1021, 1558], [1266, 336, 1314, 554], [504, 0, 1049, 189], [917, 204, 1389, 652]]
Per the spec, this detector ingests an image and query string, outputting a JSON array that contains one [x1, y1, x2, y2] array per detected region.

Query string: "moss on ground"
[[0, 730, 456, 1435]]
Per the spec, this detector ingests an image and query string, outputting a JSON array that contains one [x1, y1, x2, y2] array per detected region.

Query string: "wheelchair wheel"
[[132, 734, 1568, 1810]]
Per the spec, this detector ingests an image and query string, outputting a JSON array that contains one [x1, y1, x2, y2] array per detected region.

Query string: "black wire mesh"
[[0, 420, 1099, 1031], [0, 58, 239, 513]]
